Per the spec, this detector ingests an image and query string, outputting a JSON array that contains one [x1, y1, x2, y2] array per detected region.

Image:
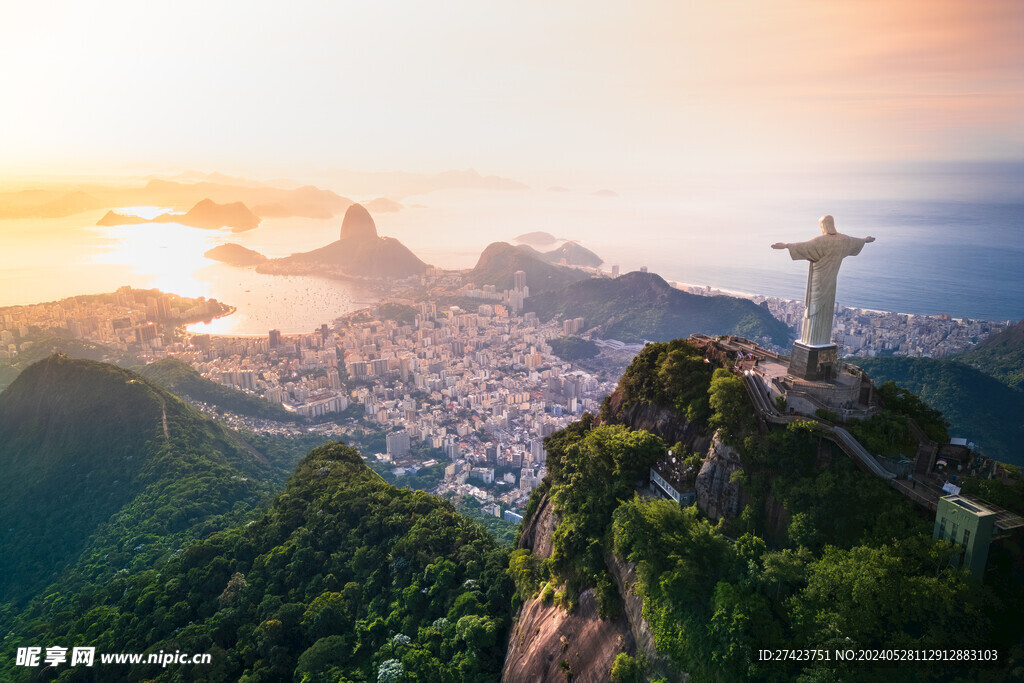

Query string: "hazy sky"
[[2, 1, 1021, 185]]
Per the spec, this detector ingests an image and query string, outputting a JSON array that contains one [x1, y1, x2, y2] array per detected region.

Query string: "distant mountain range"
[[98, 198, 262, 232], [515, 241, 603, 267], [526, 271, 793, 346], [257, 203, 428, 279], [0, 177, 352, 220], [0, 356, 511, 681]]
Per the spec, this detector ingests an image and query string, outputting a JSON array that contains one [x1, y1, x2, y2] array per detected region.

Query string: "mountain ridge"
[[515, 241, 603, 267], [97, 198, 261, 231], [0, 355, 288, 606], [526, 270, 792, 346], [959, 317, 1024, 392], [468, 241, 592, 294]]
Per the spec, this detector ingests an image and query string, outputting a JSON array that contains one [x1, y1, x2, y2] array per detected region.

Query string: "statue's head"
[[819, 215, 837, 235]]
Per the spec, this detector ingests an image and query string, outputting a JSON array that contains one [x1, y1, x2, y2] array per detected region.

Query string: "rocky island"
[[203, 243, 268, 266], [97, 198, 261, 232]]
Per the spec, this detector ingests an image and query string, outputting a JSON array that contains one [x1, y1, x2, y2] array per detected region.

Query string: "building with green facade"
[[933, 495, 996, 580]]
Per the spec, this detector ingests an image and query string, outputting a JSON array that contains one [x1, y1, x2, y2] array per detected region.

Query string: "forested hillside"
[[0, 335, 136, 392], [140, 357, 295, 422], [960, 318, 1024, 391], [468, 242, 592, 294], [508, 340, 1024, 680], [2, 442, 512, 682], [854, 356, 1024, 465], [0, 356, 294, 608], [526, 272, 792, 346], [4, 344, 1022, 681]]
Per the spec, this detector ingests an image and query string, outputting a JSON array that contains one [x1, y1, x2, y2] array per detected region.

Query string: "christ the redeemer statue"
[[772, 215, 874, 347]]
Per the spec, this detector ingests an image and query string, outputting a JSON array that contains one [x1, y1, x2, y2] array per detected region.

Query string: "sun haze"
[[0, 0, 1021, 186]]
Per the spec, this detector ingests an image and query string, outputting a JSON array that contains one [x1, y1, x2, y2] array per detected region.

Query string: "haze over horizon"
[[2, 1, 1022, 191]]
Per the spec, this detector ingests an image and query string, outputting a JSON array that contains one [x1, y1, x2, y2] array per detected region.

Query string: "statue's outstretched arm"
[[771, 242, 788, 249]]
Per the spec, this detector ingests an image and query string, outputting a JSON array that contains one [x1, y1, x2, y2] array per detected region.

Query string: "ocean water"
[[373, 189, 1024, 322], [1, 168, 1021, 332]]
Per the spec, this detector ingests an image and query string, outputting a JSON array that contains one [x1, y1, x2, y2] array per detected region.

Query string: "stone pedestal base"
[[789, 342, 838, 382]]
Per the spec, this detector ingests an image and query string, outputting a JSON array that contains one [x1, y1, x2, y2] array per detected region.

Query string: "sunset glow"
[[0, 1, 1020, 184]]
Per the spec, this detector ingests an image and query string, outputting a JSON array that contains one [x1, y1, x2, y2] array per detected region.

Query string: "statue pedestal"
[[789, 342, 838, 382]]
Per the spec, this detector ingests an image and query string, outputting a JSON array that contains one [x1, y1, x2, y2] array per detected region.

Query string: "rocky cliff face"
[[695, 430, 744, 521], [608, 557, 688, 682], [601, 391, 711, 456], [516, 490, 557, 558], [506, 490, 636, 682], [339, 202, 378, 240], [502, 589, 634, 683], [506, 490, 688, 682]]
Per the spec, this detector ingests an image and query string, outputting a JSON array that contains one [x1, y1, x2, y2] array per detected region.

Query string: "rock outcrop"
[[506, 488, 635, 681], [516, 490, 557, 559], [514, 231, 558, 246], [339, 203, 378, 240], [502, 589, 634, 683], [601, 392, 712, 456], [695, 430, 744, 521], [608, 557, 686, 683], [177, 198, 260, 231]]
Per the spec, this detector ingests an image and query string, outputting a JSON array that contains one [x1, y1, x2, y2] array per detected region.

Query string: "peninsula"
[[256, 203, 427, 280]]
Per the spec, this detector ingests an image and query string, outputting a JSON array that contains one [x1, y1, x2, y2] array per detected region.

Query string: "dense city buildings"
[[675, 283, 1010, 358], [0, 271, 1012, 516], [0, 287, 228, 360]]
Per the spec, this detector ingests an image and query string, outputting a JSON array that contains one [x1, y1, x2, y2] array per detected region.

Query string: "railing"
[[742, 370, 893, 480], [649, 468, 696, 506], [831, 426, 895, 479]]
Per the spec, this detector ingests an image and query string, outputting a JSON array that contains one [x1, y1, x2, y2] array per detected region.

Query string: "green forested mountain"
[[508, 340, 1023, 680], [853, 356, 1024, 465], [2, 442, 512, 682], [468, 242, 592, 294], [960, 318, 1024, 392], [525, 271, 792, 346], [0, 355, 295, 607], [4, 340, 1022, 682], [139, 357, 295, 422]]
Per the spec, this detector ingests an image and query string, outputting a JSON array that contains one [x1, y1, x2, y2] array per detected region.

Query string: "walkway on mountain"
[[741, 370, 894, 480], [159, 396, 169, 440], [727, 341, 1024, 531]]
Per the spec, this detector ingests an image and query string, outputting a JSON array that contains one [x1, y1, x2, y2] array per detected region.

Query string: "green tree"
[[708, 368, 750, 443]]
